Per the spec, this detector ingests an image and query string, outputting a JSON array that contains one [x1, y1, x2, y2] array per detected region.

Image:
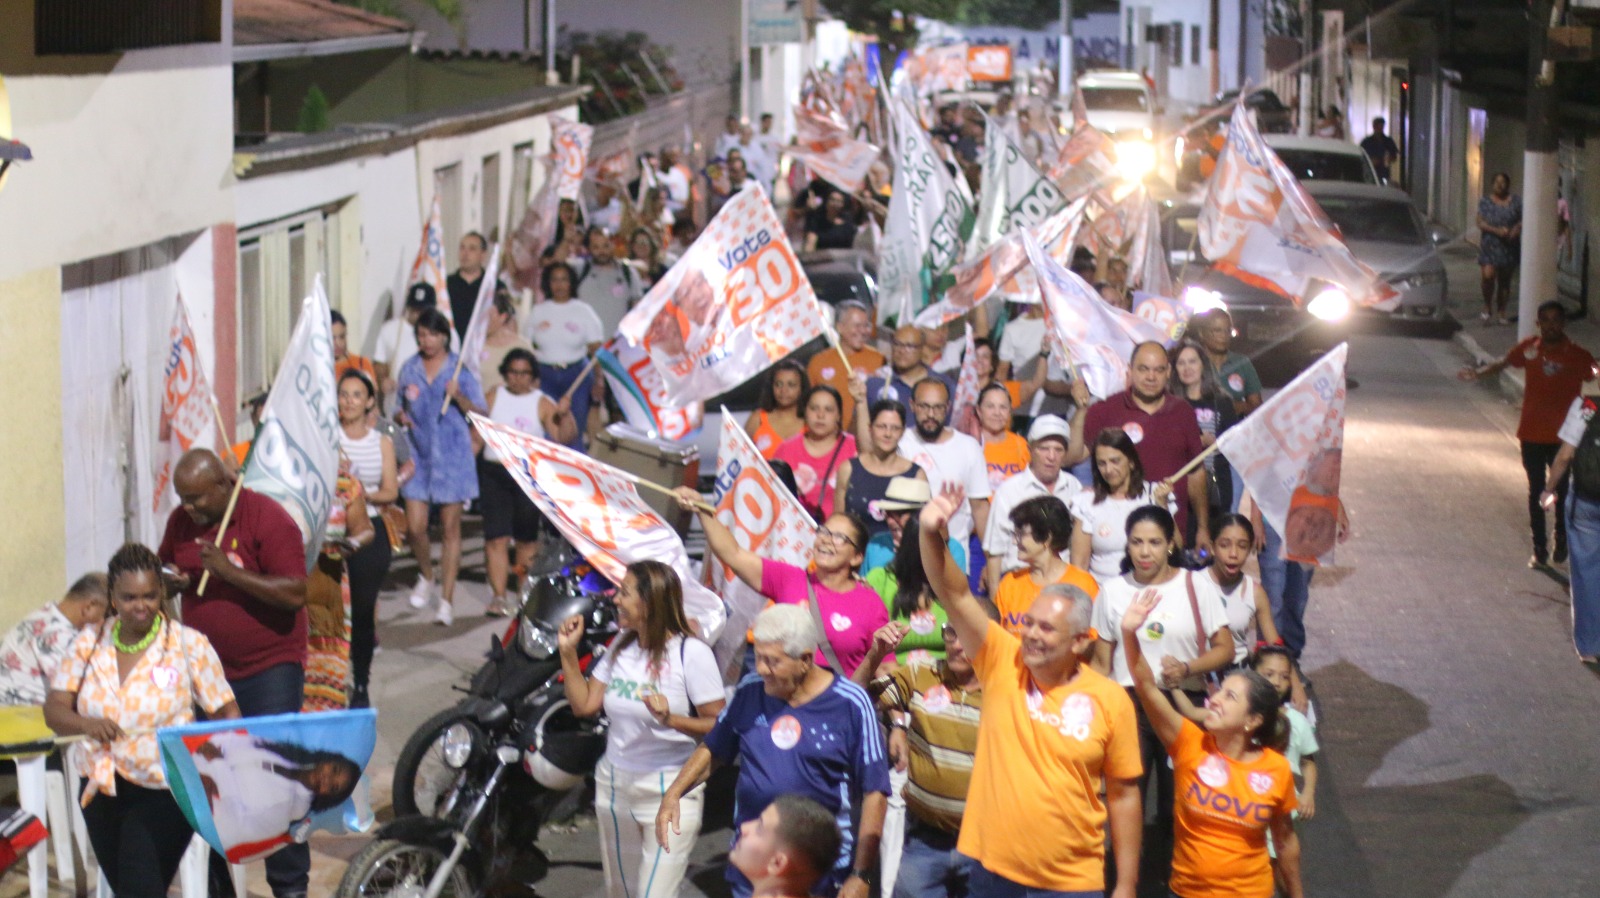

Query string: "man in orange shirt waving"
[[920, 483, 1143, 897]]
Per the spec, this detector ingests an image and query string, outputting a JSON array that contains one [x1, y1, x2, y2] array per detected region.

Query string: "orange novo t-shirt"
[[981, 431, 1031, 493], [993, 566, 1099, 637], [959, 622, 1141, 891], [1169, 719, 1297, 898], [1506, 336, 1595, 443]]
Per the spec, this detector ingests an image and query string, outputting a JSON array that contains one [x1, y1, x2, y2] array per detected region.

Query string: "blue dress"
[[398, 353, 486, 504], [1478, 193, 1523, 269]]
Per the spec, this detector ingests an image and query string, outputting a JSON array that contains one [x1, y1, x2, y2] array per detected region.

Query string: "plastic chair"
[[0, 706, 65, 898]]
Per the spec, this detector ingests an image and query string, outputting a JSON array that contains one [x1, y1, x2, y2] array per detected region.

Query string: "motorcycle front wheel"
[[335, 837, 476, 898], [391, 706, 476, 818]]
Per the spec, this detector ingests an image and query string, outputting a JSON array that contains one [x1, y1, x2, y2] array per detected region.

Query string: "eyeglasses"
[[815, 526, 859, 549], [892, 340, 924, 350], [913, 402, 949, 414]]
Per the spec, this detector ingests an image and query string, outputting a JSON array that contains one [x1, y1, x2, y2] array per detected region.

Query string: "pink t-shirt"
[[760, 559, 888, 677], [772, 433, 857, 517]]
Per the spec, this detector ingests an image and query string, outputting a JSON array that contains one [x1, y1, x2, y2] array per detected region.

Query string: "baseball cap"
[[877, 476, 932, 512], [405, 283, 437, 310], [1027, 414, 1071, 446]]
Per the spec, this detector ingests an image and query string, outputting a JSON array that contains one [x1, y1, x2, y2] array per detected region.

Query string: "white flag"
[[972, 114, 1065, 255], [241, 279, 342, 573], [407, 189, 452, 320], [919, 197, 1087, 328], [455, 244, 503, 381], [153, 294, 217, 516], [880, 99, 972, 321], [1218, 345, 1348, 566], [551, 116, 595, 202]]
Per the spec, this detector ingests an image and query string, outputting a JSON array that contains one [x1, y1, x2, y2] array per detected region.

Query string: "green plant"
[[298, 85, 331, 133]]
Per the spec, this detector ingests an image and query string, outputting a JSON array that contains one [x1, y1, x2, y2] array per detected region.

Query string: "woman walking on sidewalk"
[[1477, 172, 1523, 325]]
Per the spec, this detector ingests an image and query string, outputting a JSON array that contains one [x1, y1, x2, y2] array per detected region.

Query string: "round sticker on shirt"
[[1525, 345, 1540, 362], [771, 715, 802, 750], [829, 613, 852, 632], [226, 551, 244, 569], [1143, 620, 1165, 640], [1198, 754, 1230, 788], [1227, 373, 1245, 393], [908, 610, 937, 635], [406, 384, 421, 401], [793, 465, 819, 496], [1124, 422, 1144, 444], [612, 283, 627, 299], [1097, 522, 1114, 538], [820, 366, 837, 381], [922, 684, 952, 713], [868, 499, 885, 522], [151, 666, 178, 690], [1248, 772, 1275, 796]]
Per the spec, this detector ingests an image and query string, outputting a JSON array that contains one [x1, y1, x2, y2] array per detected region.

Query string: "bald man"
[[157, 448, 312, 898]]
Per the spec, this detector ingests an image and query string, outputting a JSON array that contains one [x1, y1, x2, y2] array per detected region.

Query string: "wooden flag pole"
[[207, 396, 234, 460], [195, 473, 247, 597], [559, 356, 600, 405], [439, 354, 468, 417], [824, 325, 854, 378], [1166, 441, 1223, 485], [620, 469, 715, 514]]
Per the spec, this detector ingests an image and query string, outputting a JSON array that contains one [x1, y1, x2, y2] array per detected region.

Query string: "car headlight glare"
[[1115, 140, 1157, 181], [1307, 288, 1352, 321], [518, 616, 558, 660], [1182, 286, 1227, 314], [441, 722, 477, 769]]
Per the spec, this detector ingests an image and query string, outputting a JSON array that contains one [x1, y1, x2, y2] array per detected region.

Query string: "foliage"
[[568, 31, 686, 124], [953, 0, 1063, 31], [298, 85, 331, 133]]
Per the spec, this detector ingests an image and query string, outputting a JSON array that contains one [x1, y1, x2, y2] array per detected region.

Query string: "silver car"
[[1304, 181, 1450, 320]]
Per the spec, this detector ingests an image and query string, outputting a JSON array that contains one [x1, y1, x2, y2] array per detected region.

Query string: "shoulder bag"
[[805, 578, 848, 674]]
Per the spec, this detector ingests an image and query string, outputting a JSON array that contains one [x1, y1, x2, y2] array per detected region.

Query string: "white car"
[[1263, 135, 1379, 185], [1074, 71, 1157, 141]]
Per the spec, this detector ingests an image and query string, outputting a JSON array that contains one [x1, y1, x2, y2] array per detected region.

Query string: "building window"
[[236, 207, 344, 411], [1192, 25, 1201, 66], [481, 153, 502, 245], [435, 164, 463, 276], [35, 0, 221, 55], [1170, 22, 1184, 67]]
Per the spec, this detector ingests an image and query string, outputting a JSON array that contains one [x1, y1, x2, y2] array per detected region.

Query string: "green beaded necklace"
[[113, 616, 162, 654]]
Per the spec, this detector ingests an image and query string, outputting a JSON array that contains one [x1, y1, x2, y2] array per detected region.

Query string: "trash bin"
[[588, 423, 701, 538]]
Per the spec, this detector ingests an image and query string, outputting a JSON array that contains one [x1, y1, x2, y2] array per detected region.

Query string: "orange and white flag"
[[551, 116, 594, 202], [919, 196, 1087, 328], [1198, 102, 1399, 310], [407, 188, 452, 320], [950, 324, 982, 438], [473, 415, 727, 639], [153, 294, 217, 515], [618, 184, 826, 405], [786, 101, 880, 194]]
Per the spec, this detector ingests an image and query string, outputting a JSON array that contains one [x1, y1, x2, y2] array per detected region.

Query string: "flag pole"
[[207, 396, 233, 458], [196, 472, 247, 597], [1166, 441, 1223, 484], [439, 354, 468, 417], [559, 355, 600, 405], [824, 325, 854, 379], [623, 470, 716, 514]]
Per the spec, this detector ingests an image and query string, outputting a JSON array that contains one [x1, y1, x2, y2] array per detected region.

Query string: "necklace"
[[113, 616, 162, 654]]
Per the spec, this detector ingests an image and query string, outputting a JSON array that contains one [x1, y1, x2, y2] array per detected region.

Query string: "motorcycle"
[[337, 542, 615, 898]]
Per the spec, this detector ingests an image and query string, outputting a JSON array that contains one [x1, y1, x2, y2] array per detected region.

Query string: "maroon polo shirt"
[[1083, 390, 1206, 532], [159, 488, 308, 681]]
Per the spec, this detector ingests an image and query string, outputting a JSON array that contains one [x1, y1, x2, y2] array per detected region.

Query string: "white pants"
[[880, 766, 909, 898], [595, 758, 705, 898]]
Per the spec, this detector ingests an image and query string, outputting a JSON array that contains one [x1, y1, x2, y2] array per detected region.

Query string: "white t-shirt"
[[662, 166, 691, 213], [1093, 570, 1229, 689], [714, 132, 743, 159], [1214, 572, 1261, 665], [997, 315, 1047, 372], [1557, 395, 1595, 446], [589, 197, 623, 234], [525, 299, 604, 365], [574, 259, 641, 336], [591, 634, 724, 773], [899, 429, 991, 545], [983, 467, 1083, 576], [1067, 485, 1178, 583]]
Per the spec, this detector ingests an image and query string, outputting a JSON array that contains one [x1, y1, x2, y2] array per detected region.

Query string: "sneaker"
[[434, 601, 454, 627], [486, 595, 512, 618], [1530, 552, 1549, 569], [408, 578, 435, 609], [350, 685, 370, 709]]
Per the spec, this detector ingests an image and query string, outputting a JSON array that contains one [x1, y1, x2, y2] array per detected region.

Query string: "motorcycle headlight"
[[1307, 288, 1353, 322], [441, 722, 477, 769], [518, 616, 558, 660]]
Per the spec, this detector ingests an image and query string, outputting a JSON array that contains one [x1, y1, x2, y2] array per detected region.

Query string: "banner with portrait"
[[153, 294, 217, 516], [596, 341, 704, 442]]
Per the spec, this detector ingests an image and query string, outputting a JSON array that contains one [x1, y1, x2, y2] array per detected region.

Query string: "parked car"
[[1264, 135, 1379, 185], [1075, 71, 1159, 141], [1215, 88, 1295, 134], [1307, 181, 1450, 320]]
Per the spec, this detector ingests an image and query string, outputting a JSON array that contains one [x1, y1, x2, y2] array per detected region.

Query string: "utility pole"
[[739, 0, 751, 119], [1519, 0, 1561, 339], [1059, 0, 1073, 97], [1209, 0, 1221, 99]]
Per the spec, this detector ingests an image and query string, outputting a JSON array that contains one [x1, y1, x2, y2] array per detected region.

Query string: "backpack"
[[1571, 398, 1600, 500]]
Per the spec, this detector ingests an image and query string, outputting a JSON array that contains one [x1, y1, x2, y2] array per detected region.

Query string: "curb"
[[1453, 330, 1525, 405]]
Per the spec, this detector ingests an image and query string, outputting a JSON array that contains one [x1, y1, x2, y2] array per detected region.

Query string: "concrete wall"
[[0, 268, 66, 623], [1120, 1, 1245, 113]]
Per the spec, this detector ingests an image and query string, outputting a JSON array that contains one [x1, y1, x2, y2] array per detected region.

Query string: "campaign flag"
[[904, 44, 968, 96], [881, 99, 973, 320], [1045, 119, 1119, 208], [551, 116, 594, 202], [1129, 190, 1175, 297], [949, 324, 982, 437], [617, 184, 826, 406], [153, 294, 217, 515], [160, 710, 377, 864], [972, 113, 1065, 255], [597, 341, 704, 442], [241, 279, 342, 573], [1218, 344, 1347, 566], [707, 410, 816, 668], [407, 189, 452, 320], [473, 417, 727, 639], [919, 197, 1087, 328], [1131, 291, 1190, 343], [506, 156, 560, 294], [455, 244, 503, 381], [1198, 102, 1399, 310], [786, 102, 881, 194], [1022, 231, 1170, 401]]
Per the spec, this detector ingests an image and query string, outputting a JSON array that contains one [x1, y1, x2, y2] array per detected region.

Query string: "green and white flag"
[[971, 113, 1065, 257], [241, 276, 341, 573], [880, 99, 973, 322]]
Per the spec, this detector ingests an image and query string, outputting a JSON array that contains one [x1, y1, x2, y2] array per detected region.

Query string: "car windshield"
[[1317, 197, 1426, 244], [1081, 87, 1148, 112], [1275, 149, 1376, 184]]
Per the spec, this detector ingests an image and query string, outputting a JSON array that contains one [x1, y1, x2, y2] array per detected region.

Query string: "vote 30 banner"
[[407, 188, 452, 320], [473, 415, 727, 640], [551, 116, 594, 202], [921, 197, 1087, 328], [1217, 344, 1348, 567], [160, 709, 377, 864], [241, 279, 341, 573], [617, 184, 826, 406], [1044, 120, 1119, 208], [153, 293, 216, 516], [707, 411, 815, 668], [1198, 102, 1398, 310], [1130, 291, 1190, 343], [596, 340, 704, 442]]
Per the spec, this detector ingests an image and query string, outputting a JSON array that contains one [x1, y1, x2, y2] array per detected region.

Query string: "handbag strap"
[[805, 578, 848, 674], [815, 437, 848, 501], [1184, 572, 1207, 657]]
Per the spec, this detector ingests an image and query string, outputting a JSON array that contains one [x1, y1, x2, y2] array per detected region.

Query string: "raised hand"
[[1120, 588, 1160, 636], [919, 483, 965, 535], [555, 614, 584, 655]]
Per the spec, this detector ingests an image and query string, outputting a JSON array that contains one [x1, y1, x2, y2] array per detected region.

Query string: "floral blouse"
[[0, 605, 81, 706], [53, 620, 234, 801]]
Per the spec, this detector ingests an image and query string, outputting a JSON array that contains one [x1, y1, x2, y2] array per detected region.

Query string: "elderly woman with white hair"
[[656, 604, 891, 898]]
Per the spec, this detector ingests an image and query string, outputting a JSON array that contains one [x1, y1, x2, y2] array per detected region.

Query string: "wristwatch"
[[852, 866, 879, 888]]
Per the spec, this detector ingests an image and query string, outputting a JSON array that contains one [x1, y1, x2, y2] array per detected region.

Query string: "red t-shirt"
[[1083, 391, 1205, 531], [158, 488, 309, 681], [1506, 336, 1596, 443]]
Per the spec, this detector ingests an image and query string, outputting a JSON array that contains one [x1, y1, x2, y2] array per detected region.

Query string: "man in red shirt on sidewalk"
[[1461, 301, 1597, 566]]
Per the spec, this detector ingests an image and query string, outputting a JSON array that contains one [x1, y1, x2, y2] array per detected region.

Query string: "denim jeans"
[[893, 824, 969, 898], [1259, 521, 1315, 659], [539, 361, 594, 451], [963, 858, 1102, 898], [213, 662, 309, 898], [1567, 496, 1600, 656]]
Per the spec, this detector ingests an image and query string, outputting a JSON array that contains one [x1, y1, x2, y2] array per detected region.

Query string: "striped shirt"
[[871, 661, 983, 833], [340, 428, 386, 495]]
